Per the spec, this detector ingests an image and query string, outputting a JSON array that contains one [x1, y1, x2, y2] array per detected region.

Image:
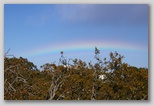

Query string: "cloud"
[[25, 4, 148, 26], [55, 4, 148, 26], [56, 4, 97, 22]]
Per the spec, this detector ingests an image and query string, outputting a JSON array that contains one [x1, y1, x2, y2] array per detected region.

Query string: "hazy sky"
[[4, 4, 148, 68]]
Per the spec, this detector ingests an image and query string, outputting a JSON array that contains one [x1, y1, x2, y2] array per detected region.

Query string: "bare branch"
[[48, 70, 71, 100], [8, 82, 16, 92], [5, 48, 10, 56], [4, 48, 15, 58], [4, 64, 20, 72]]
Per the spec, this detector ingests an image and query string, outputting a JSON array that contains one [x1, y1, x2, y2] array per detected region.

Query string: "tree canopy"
[[4, 48, 148, 100]]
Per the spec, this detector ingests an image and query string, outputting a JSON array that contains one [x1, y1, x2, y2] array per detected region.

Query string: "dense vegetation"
[[4, 47, 148, 100]]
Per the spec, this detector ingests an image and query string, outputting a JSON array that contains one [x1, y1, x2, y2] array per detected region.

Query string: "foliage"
[[4, 48, 148, 100]]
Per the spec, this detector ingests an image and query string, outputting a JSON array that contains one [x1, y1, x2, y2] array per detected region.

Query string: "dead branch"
[[4, 48, 15, 58], [48, 71, 71, 100]]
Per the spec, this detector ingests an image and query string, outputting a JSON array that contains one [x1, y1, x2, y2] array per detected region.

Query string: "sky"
[[4, 4, 148, 68]]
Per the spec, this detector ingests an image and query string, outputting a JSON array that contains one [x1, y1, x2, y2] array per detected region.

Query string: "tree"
[[4, 56, 38, 99], [4, 48, 148, 100]]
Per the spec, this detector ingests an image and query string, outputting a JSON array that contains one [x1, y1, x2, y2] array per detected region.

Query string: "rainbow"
[[21, 40, 146, 57]]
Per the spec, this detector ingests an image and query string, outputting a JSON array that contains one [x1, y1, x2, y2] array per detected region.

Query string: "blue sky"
[[4, 4, 148, 68]]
